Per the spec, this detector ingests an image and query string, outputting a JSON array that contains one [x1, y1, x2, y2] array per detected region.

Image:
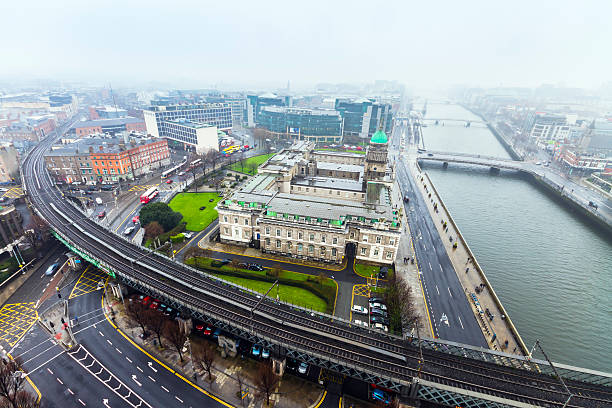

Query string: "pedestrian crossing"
[[128, 183, 179, 192]]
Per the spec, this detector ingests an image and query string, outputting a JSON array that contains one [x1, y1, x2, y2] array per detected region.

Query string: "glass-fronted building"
[[258, 107, 343, 143], [245, 93, 292, 127], [334, 98, 393, 140], [143, 102, 232, 140]]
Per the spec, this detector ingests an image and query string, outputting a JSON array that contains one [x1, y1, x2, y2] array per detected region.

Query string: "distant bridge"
[[422, 118, 486, 124]]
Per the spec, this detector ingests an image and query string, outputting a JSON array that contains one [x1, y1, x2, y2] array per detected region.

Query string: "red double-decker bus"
[[140, 186, 159, 204]]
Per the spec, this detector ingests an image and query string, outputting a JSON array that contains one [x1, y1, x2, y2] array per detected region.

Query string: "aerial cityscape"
[[0, 1, 610, 407]]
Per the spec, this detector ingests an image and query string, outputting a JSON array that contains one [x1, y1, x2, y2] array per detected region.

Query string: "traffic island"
[[37, 300, 76, 350]]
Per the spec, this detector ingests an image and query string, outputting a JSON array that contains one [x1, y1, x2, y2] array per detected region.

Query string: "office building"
[[217, 131, 399, 265], [257, 107, 343, 143], [245, 93, 291, 127], [334, 98, 393, 141], [529, 114, 570, 142], [143, 103, 232, 144], [163, 119, 219, 154], [204, 96, 245, 128], [72, 117, 146, 137]]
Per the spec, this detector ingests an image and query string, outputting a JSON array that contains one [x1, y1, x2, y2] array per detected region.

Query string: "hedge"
[[170, 233, 185, 243], [185, 257, 336, 313]]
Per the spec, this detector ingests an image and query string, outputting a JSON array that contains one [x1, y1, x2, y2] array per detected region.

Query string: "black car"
[[370, 308, 388, 318], [211, 258, 232, 267], [369, 297, 385, 303], [370, 315, 389, 325], [101, 185, 114, 191], [247, 264, 265, 271], [378, 267, 388, 279]]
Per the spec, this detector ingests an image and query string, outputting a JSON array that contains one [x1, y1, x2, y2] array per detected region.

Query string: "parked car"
[[247, 264, 264, 271], [370, 316, 389, 325], [141, 296, 152, 306], [373, 323, 388, 332], [298, 362, 308, 375], [166, 179, 173, 184], [351, 305, 368, 315], [369, 302, 387, 311], [251, 344, 261, 357], [370, 308, 388, 318], [123, 226, 135, 235], [353, 319, 369, 328], [212, 328, 222, 339], [203, 326, 212, 336], [261, 348, 270, 359], [183, 232, 193, 239], [132, 215, 140, 224], [97, 211, 106, 219]]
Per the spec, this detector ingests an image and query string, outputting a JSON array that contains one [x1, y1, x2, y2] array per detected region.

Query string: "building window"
[[350, 232, 355, 239], [373, 249, 379, 256], [308, 245, 314, 253], [297, 243, 303, 252], [224, 227, 229, 234], [320, 247, 325, 255], [244, 230, 250, 238], [298, 232, 303, 240], [386, 251, 393, 259], [265, 238, 270, 246], [321, 234, 326, 243], [288, 242, 292, 250], [265, 227, 270, 235], [332, 237, 338, 245], [234, 218, 238, 224], [224, 216, 228, 223], [276, 240, 281, 248], [244, 219, 249, 226], [287, 230, 292, 238], [331, 248, 337, 257], [376, 236, 381, 244], [389, 238, 394, 245], [363, 235, 368, 242], [309, 233, 314, 241], [276, 229, 281, 237], [361, 247, 367, 255]]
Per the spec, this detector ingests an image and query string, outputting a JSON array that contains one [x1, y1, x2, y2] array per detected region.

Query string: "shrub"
[[170, 233, 185, 243]]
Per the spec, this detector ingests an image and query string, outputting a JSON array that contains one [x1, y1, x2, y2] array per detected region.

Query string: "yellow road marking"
[[313, 390, 327, 408], [115, 205, 140, 233], [411, 237, 435, 338], [101, 296, 237, 407], [7, 353, 41, 403], [69, 266, 108, 299], [0, 303, 38, 346]]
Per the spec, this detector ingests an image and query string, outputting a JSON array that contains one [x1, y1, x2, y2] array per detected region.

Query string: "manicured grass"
[[168, 193, 222, 231], [229, 154, 275, 175], [316, 148, 366, 155], [354, 263, 395, 280], [214, 274, 327, 312]]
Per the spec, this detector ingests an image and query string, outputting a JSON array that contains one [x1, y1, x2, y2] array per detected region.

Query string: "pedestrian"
[[465, 268, 469, 273]]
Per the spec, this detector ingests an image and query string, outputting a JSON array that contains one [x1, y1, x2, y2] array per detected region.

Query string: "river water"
[[419, 103, 612, 373]]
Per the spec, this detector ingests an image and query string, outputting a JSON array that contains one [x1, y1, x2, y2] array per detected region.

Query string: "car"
[[427, 153, 434, 157], [178, 172, 185, 176], [369, 297, 384, 303], [203, 326, 212, 336], [199, 206, 206, 210], [132, 215, 140, 224], [373, 323, 388, 332], [183, 232, 193, 239], [212, 328, 222, 339], [251, 344, 261, 357], [298, 362, 308, 375], [403, 195, 410, 203], [101, 185, 114, 191], [372, 389, 390, 404], [351, 305, 368, 315], [97, 211, 106, 219], [149, 301, 160, 310], [353, 319, 369, 328], [141, 296, 152, 306], [195, 324, 204, 332], [369, 302, 387, 311], [261, 348, 270, 359], [370, 308, 388, 318], [535, 161, 541, 165], [123, 226, 135, 235], [166, 179, 173, 184], [211, 259, 231, 267], [44, 262, 60, 276], [247, 264, 264, 271], [370, 316, 389, 325]]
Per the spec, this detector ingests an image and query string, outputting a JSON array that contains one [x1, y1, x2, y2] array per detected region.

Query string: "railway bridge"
[[21, 137, 612, 408]]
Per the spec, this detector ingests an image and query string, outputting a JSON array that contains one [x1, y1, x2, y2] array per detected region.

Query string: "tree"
[[254, 362, 278, 407], [267, 265, 282, 279], [140, 202, 182, 231], [164, 320, 187, 362], [24, 214, 49, 247], [211, 174, 224, 192], [237, 152, 247, 172], [146, 309, 166, 348], [246, 161, 258, 175], [229, 258, 242, 273], [316, 271, 327, 286], [235, 371, 247, 407], [193, 342, 216, 384], [384, 273, 419, 334], [0, 356, 37, 408], [206, 150, 220, 172], [144, 221, 164, 239], [127, 302, 149, 337]]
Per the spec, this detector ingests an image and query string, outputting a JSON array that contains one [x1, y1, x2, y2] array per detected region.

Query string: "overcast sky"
[[2, 0, 611, 90]]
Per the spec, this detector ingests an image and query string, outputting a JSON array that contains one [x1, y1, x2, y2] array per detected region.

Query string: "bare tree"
[[316, 271, 327, 286], [229, 258, 242, 273], [237, 151, 247, 173], [24, 214, 50, 246], [183, 246, 199, 263], [193, 342, 216, 384], [206, 150, 220, 173], [164, 320, 187, 362], [267, 265, 282, 278], [385, 273, 419, 333], [144, 221, 164, 239], [0, 357, 36, 408], [11, 389, 39, 408], [127, 302, 149, 337], [146, 309, 166, 348], [254, 362, 278, 407]]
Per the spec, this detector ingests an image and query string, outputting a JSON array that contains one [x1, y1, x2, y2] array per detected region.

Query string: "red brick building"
[[72, 117, 146, 136]]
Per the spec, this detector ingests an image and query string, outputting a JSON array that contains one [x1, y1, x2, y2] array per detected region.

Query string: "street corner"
[[0, 302, 39, 347], [69, 266, 108, 299]]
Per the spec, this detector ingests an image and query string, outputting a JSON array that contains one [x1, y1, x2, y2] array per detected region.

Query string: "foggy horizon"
[[2, 0, 611, 91]]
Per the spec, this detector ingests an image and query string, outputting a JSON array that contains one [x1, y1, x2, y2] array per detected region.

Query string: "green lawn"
[[215, 274, 327, 312], [229, 154, 275, 175], [354, 263, 395, 280], [169, 193, 222, 231], [315, 148, 365, 155]]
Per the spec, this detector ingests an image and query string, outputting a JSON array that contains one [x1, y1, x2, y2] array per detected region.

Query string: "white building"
[[163, 119, 219, 154]]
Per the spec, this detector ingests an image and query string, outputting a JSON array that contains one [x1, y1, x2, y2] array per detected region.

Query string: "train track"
[[22, 135, 612, 407]]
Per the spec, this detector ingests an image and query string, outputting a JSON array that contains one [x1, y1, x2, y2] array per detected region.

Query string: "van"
[[95, 197, 103, 205], [44, 262, 60, 276], [123, 226, 135, 235]]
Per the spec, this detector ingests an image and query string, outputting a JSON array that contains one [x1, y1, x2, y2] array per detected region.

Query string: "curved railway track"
[[22, 136, 612, 408]]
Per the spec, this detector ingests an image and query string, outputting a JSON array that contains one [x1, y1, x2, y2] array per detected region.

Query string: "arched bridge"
[[21, 136, 612, 408]]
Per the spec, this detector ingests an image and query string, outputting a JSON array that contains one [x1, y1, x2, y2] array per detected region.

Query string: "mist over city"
[[0, 1, 610, 408]]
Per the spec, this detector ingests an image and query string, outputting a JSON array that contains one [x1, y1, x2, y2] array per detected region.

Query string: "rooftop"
[[165, 119, 212, 129], [72, 117, 144, 129], [316, 161, 364, 174], [292, 176, 364, 192]]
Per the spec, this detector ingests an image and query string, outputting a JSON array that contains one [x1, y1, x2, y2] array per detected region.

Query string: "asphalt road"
[[396, 156, 487, 347]]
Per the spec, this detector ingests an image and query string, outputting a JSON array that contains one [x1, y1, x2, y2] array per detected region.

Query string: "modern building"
[[72, 117, 146, 137], [245, 93, 291, 127], [89, 106, 128, 120], [0, 205, 23, 247], [0, 143, 20, 184], [204, 96, 245, 128], [217, 131, 400, 265], [257, 107, 343, 143], [143, 103, 232, 144], [334, 98, 393, 141], [44, 134, 170, 184], [163, 119, 219, 154], [529, 114, 570, 142]]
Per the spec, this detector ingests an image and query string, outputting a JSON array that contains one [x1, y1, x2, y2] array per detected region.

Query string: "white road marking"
[[428, 262, 432, 270], [439, 264, 443, 272], [68, 388, 74, 395], [137, 366, 143, 373], [47, 368, 53, 374], [99, 331, 104, 337], [26, 351, 66, 375], [435, 285, 439, 295], [115, 348, 122, 354], [147, 362, 157, 372], [78, 399, 86, 406], [458, 315, 464, 329], [56, 377, 63, 385], [148, 375, 155, 382], [175, 396, 183, 403], [161, 386, 169, 393], [126, 357, 132, 363], [131, 375, 142, 387], [447, 287, 453, 298], [106, 339, 112, 346]]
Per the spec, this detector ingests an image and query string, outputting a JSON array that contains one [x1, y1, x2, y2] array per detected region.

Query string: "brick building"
[[72, 117, 146, 137]]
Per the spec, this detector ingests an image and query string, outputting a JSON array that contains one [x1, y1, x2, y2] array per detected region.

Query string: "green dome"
[[370, 129, 388, 144]]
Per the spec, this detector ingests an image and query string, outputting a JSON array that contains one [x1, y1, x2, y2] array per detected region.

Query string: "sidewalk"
[[410, 162, 524, 355], [108, 297, 325, 407]]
